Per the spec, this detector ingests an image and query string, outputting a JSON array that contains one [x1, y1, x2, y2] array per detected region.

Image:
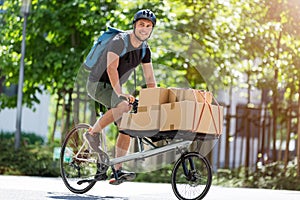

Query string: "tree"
[[0, 0, 120, 143]]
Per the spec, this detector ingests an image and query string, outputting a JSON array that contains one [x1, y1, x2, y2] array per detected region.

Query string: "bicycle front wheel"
[[171, 152, 212, 200], [60, 123, 98, 194]]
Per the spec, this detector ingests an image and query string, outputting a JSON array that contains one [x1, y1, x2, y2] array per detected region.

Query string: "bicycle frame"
[[73, 136, 192, 167], [73, 141, 98, 163], [110, 139, 192, 166], [60, 123, 214, 199]]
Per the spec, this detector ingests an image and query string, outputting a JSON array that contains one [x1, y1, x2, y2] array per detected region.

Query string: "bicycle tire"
[[171, 152, 212, 200], [60, 123, 98, 194]]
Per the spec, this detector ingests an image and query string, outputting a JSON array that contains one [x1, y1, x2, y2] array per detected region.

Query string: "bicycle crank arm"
[[77, 173, 108, 185]]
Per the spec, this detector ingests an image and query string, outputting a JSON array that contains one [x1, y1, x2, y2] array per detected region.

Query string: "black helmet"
[[133, 9, 156, 27]]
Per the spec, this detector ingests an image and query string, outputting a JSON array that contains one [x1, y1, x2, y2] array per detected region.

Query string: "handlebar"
[[131, 99, 139, 113], [119, 95, 139, 113]]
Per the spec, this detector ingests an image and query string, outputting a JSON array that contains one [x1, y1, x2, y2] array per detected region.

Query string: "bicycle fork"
[[181, 154, 197, 182]]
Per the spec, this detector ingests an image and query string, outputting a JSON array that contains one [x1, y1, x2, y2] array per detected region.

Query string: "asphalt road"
[[1, 175, 300, 200]]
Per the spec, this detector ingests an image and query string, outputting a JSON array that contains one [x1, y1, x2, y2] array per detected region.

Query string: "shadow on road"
[[47, 192, 128, 200]]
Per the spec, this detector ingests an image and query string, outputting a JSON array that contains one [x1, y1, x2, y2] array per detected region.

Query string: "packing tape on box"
[[170, 124, 175, 130], [137, 106, 148, 112], [171, 103, 175, 110], [137, 105, 160, 113]]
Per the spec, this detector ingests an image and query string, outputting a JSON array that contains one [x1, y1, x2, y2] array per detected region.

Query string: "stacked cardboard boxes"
[[168, 88, 213, 104], [120, 88, 168, 131], [120, 87, 223, 135]]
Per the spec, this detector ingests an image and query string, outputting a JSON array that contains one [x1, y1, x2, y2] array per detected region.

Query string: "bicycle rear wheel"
[[171, 152, 212, 200], [60, 123, 98, 194]]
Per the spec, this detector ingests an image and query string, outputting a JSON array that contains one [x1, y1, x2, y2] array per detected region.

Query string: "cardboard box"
[[160, 101, 223, 134], [194, 103, 223, 134], [206, 105, 223, 134], [120, 105, 160, 131], [138, 88, 169, 106], [169, 88, 212, 104], [160, 101, 196, 131], [119, 113, 131, 130]]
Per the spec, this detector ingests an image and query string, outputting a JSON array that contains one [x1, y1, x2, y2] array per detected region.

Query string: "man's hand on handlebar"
[[118, 93, 135, 104]]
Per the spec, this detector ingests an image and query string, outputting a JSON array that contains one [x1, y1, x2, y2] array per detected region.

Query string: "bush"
[[0, 131, 44, 145], [0, 132, 60, 177], [214, 162, 300, 190], [135, 166, 173, 183]]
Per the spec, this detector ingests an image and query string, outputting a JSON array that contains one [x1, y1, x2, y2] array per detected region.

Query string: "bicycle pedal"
[[95, 173, 108, 181], [117, 174, 135, 182]]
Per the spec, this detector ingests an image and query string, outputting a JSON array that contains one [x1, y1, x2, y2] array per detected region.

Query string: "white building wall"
[[0, 92, 50, 141]]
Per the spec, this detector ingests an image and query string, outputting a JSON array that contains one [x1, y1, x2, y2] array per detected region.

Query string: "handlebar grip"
[[118, 95, 139, 112]]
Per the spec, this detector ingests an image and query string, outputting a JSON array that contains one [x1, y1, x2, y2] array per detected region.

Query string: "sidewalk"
[[0, 175, 300, 200]]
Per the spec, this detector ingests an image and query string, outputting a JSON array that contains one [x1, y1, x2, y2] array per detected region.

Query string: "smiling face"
[[134, 19, 154, 41]]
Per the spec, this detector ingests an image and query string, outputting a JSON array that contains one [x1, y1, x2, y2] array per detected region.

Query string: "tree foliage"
[[1, 0, 300, 140], [0, 0, 119, 109]]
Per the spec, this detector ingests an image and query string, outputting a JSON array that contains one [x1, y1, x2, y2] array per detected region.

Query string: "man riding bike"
[[84, 9, 157, 184]]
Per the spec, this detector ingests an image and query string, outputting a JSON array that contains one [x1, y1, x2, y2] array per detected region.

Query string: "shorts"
[[86, 80, 123, 109]]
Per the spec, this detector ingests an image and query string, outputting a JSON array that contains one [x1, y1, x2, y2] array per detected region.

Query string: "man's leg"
[[85, 101, 135, 183], [115, 133, 131, 170], [85, 101, 131, 159], [89, 101, 131, 134], [109, 132, 135, 183]]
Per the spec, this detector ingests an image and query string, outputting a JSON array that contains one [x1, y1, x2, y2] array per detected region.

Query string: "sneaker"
[[109, 168, 136, 184], [83, 131, 109, 164]]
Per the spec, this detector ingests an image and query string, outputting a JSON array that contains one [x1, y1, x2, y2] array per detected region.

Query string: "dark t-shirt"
[[88, 32, 151, 85]]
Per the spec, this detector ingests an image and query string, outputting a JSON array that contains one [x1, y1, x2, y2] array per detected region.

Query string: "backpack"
[[83, 26, 147, 71]]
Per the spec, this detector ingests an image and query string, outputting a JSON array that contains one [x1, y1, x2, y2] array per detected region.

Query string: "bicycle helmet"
[[133, 9, 156, 27]]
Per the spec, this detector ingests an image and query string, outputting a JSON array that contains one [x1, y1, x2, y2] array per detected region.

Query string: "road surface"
[[0, 175, 300, 200]]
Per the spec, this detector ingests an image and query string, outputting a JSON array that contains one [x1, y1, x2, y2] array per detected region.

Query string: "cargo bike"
[[60, 95, 222, 200]]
